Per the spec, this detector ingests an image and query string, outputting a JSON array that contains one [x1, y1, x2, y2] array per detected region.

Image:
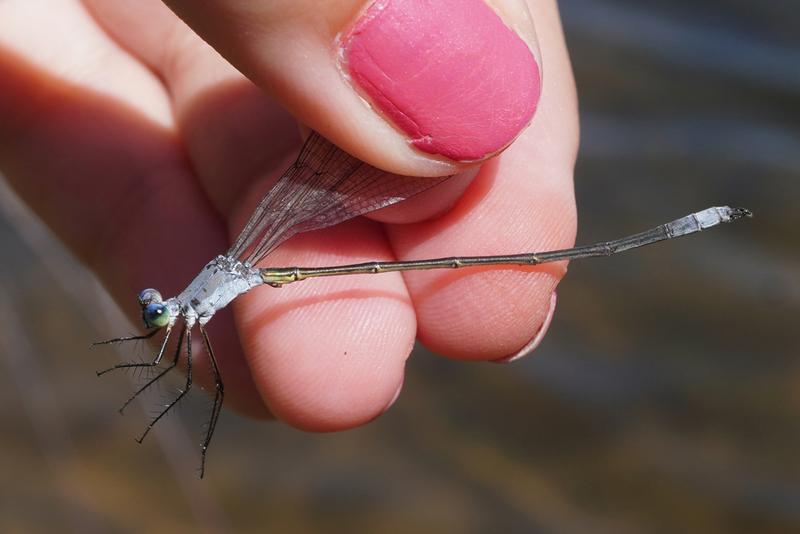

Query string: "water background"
[[1, 1, 798, 532]]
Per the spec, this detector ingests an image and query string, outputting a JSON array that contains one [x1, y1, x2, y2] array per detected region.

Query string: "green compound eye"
[[143, 302, 170, 329]]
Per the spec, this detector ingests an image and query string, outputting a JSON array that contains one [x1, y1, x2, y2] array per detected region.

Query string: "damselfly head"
[[137, 288, 170, 329]]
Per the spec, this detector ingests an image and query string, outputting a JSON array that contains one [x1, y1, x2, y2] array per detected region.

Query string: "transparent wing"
[[228, 132, 452, 265]]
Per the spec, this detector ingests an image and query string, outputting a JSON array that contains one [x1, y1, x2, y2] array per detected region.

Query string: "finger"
[[85, 0, 474, 227], [160, 0, 543, 176], [82, 0, 301, 216], [387, 0, 579, 360], [0, 0, 267, 416], [234, 217, 416, 431], [0, 0, 182, 309], [87, 0, 418, 429]]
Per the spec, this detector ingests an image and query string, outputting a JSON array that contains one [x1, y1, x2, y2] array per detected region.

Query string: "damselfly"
[[96, 131, 751, 477]]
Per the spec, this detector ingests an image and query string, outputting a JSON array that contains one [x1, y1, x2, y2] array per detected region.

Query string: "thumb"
[[162, 0, 542, 176]]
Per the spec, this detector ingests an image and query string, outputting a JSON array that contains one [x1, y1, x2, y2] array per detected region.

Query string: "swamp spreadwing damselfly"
[[96, 131, 751, 477]]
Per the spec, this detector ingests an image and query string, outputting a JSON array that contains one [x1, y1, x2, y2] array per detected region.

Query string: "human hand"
[[0, 0, 578, 430]]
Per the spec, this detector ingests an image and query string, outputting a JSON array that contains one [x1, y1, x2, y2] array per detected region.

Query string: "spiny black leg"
[[93, 328, 160, 346], [96, 327, 172, 377], [199, 325, 224, 479], [118, 323, 187, 415], [136, 327, 193, 444]]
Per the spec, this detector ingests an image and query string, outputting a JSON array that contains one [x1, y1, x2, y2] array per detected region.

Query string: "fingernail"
[[341, 0, 541, 162], [493, 291, 557, 364]]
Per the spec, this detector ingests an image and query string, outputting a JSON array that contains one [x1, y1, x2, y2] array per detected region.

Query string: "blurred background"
[[1, 0, 798, 532]]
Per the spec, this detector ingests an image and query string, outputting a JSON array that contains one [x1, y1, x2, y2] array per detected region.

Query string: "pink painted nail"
[[493, 291, 557, 363], [341, 0, 541, 161]]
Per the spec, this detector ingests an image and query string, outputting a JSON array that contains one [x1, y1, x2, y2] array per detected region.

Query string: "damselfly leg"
[[117, 324, 187, 415], [98, 320, 222, 476], [136, 327, 193, 444], [199, 325, 224, 479], [94, 327, 171, 377]]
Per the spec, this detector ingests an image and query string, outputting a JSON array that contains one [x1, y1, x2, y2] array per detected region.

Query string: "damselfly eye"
[[138, 288, 163, 306], [143, 302, 170, 329]]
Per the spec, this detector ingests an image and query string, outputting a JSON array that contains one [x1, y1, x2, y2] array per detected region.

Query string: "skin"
[[0, 0, 578, 431]]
